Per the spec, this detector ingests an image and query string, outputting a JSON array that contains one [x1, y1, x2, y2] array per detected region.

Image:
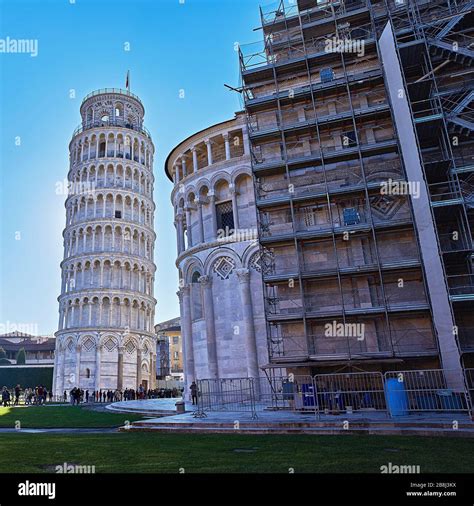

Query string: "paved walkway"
[[107, 398, 474, 436], [106, 397, 192, 415]]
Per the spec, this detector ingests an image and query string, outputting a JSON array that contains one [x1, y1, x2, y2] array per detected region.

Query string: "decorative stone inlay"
[[370, 195, 404, 219], [125, 340, 136, 355], [104, 338, 117, 352], [213, 256, 235, 280], [250, 249, 275, 274], [67, 340, 75, 353], [82, 338, 95, 352]]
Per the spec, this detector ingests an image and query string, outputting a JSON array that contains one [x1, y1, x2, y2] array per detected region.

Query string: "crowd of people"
[[1, 384, 52, 407], [1, 383, 183, 407], [65, 385, 183, 404]]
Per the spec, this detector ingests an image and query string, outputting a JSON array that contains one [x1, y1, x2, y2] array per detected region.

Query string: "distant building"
[[155, 317, 182, 380], [0, 332, 55, 365]]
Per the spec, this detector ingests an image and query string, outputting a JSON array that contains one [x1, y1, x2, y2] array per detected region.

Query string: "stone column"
[[136, 349, 142, 388], [209, 193, 218, 240], [236, 269, 259, 380], [196, 200, 204, 244], [149, 353, 156, 389], [223, 133, 231, 160], [57, 346, 65, 396], [199, 276, 218, 379], [185, 207, 193, 248], [230, 185, 240, 230], [175, 213, 185, 254], [117, 345, 124, 390], [178, 286, 195, 396], [191, 147, 198, 173], [52, 345, 59, 396], [205, 139, 213, 166], [95, 343, 102, 392], [242, 126, 250, 155], [75, 344, 81, 387], [181, 157, 187, 179]]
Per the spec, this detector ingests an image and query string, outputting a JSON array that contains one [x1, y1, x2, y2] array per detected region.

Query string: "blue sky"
[[0, 0, 267, 335]]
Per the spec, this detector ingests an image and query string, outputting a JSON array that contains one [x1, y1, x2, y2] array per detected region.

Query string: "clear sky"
[[0, 0, 267, 335]]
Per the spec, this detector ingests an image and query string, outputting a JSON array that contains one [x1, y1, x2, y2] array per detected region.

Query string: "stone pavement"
[[108, 398, 474, 437]]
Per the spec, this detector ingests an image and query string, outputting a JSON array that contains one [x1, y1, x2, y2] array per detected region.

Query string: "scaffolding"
[[239, 0, 474, 376]]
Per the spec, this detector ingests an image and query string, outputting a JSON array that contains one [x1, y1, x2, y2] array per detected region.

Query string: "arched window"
[[86, 368, 91, 379], [191, 271, 202, 321]]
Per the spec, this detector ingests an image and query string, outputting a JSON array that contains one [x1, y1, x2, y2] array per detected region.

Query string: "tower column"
[[117, 346, 124, 390], [136, 349, 143, 388], [178, 285, 195, 392], [199, 275, 218, 379], [191, 147, 199, 173], [95, 343, 102, 393], [205, 139, 213, 166], [236, 269, 259, 379]]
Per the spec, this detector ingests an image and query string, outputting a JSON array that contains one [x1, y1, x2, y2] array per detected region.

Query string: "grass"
[[0, 432, 473, 473], [0, 405, 144, 428]]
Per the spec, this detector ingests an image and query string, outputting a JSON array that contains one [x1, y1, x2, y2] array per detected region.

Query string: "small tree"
[[15, 348, 26, 365], [0, 347, 10, 365]]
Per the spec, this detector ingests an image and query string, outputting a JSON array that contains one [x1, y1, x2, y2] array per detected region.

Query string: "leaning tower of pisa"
[[53, 89, 157, 396]]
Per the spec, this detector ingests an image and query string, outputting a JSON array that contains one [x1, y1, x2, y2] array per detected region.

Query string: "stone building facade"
[[166, 113, 269, 390], [53, 89, 157, 395]]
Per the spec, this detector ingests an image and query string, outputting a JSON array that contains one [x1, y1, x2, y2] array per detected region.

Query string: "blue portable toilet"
[[385, 378, 409, 416]]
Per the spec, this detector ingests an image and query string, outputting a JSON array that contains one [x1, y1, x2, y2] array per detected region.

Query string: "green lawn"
[[0, 433, 473, 473], [0, 406, 144, 428]]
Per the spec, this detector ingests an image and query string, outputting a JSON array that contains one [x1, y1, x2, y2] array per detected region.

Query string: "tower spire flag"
[[126, 70, 130, 91]]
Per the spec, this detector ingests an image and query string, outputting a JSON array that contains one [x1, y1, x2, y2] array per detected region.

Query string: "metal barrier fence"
[[384, 370, 470, 416], [195, 369, 474, 419], [314, 372, 387, 414], [465, 369, 474, 412], [195, 378, 257, 419], [257, 375, 316, 412]]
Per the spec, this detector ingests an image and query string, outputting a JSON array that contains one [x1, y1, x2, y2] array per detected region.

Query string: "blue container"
[[385, 378, 409, 416]]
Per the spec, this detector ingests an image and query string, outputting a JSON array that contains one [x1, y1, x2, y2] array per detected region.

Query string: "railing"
[[260, 202, 412, 239], [384, 370, 470, 415], [240, 22, 374, 72], [447, 274, 474, 296], [72, 119, 152, 140], [81, 88, 144, 107], [429, 181, 463, 202], [269, 328, 437, 359], [248, 90, 388, 136], [439, 233, 471, 252], [196, 367, 471, 418], [194, 378, 257, 418], [252, 132, 397, 168]]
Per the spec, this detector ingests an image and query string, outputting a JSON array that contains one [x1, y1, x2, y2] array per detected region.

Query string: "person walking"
[[2, 387, 11, 407], [14, 385, 21, 406], [190, 381, 198, 405]]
